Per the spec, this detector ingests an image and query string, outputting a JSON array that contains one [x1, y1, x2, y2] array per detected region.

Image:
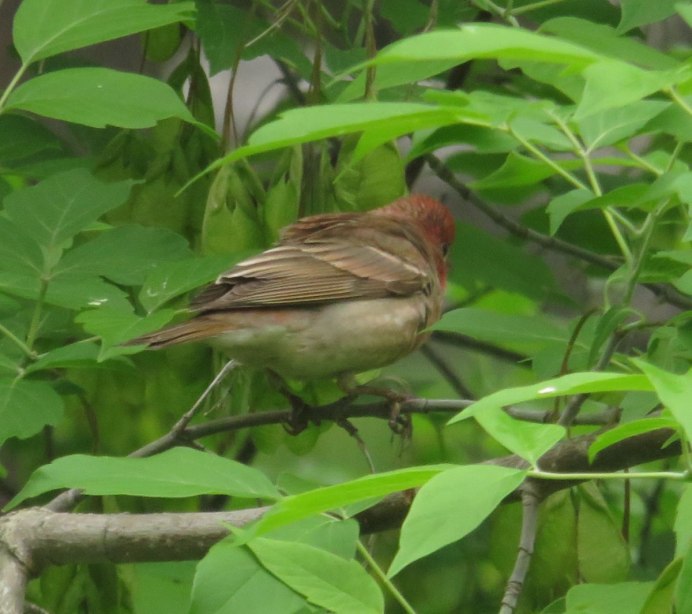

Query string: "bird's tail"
[[125, 317, 226, 349]]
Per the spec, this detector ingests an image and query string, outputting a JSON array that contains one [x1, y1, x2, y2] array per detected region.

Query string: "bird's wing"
[[190, 235, 432, 312]]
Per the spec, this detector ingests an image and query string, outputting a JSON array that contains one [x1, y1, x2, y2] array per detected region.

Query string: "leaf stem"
[[530, 469, 688, 481], [511, 0, 565, 15], [668, 87, 692, 116], [0, 63, 29, 112], [356, 540, 416, 614], [25, 279, 48, 351], [0, 323, 36, 360], [508, 126, 588, 191]]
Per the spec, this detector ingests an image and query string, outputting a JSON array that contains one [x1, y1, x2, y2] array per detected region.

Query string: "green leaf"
[[431, 308, 568, 350], [196, 1, 309, 77], [252, 465, 451, 536], [0, 114, 64, 164], [388, 465, 526, 576], [577, 483, 630, 583], [576, 101, 671, 150], [677, 545, 692, 613], [588, 417, 679, 462], [26, 342, 101, 373], [575, 61, 688, 120], [213, 103, 476, 168], [13, 0, 195, 64], [190, 540, 305, 614], [618, 0, 679, 33], [6, 447, 280, 509], [470, 152, 560, 191], [0, 378, 64, 447], [465, 406, 565, 463], [345, 23, 601, 97], [449, 372, 653, 425], [641, 558, 681, 614], [2, 169, 133, 263], [6, 68, 197, 129], [56, 225, 193, 286], [540, 17, 679, 70], [76, 307, 175, 360], [450, 225, 558, 300], [129, 562, 196, 614], [675, 485, 692, 558], [634, 360, 692, 442], [547, 189, 594, 235], [248, 538, 384, 614], [139, 255, 234, 313], [565, 582, 653, 613]]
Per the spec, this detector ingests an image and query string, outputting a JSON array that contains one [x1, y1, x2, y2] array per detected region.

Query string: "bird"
[[127, 194, 455, 388]]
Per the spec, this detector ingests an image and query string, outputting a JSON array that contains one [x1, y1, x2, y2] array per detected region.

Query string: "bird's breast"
[[208, 296, 432, 380]]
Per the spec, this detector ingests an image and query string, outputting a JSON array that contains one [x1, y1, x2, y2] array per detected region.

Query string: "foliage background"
[[0, 0, 690, 612]]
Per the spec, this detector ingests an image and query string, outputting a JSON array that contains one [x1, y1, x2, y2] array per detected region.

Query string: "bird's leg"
[[267, 371, 311, 435], [337, 374, 413, 436]]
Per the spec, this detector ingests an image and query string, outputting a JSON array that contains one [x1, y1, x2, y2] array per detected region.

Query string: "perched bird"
[[128, 194, 455, 384]]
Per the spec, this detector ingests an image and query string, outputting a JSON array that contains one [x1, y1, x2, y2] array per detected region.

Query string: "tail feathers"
[[126, 318, 226, 349]]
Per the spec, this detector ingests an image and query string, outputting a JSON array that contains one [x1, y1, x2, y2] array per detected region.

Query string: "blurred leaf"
[[201, 166, 264, 255], [13, 0, 195, 64], [618, 0, 679, 33], [129, 562, 196, 614], [641, 558, 681, 614], [0, 114, 63, 165], [677, 546, 692, 613], [7, 447, 280, 509], [449, 372, 653, 425], [565, 582, 653, 613], [252, 465, 451, 536], [0, 378, 64, 447], [56, 225, 193, 285], [263, 180, 299, 244], [431, 308, 568, 350], [248, 537, 383, 614], [589, 417, 678, 462], [634, 360, 692, 441], [6, 68, 199, 130], [577, 483, 630, 582], [675, 485, 692, 558], [190, 539, 305, 614], [540, 17, 679, 70], [388, 465, 526, 576], [575, 61, 688, 120]]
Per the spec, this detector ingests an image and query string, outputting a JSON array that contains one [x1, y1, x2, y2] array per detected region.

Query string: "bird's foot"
[[337, 375, 413, 437]]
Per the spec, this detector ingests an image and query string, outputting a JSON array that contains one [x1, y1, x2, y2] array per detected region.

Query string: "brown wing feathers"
[[190, 213, 434, 313]]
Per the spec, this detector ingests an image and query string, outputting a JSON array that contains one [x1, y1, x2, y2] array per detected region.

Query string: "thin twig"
[[421, 344, 475, 398], [499, 485, 540, 614]]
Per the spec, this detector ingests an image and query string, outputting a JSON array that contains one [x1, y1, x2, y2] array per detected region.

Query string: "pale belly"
[[208, 297, 427, 380]]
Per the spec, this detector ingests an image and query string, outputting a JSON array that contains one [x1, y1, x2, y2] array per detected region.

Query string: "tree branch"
[[1, 426, 679, 611], [500, 485, 540, 614]]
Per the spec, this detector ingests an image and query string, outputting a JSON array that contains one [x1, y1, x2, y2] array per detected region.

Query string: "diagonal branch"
[[426, 154, 692, 310]]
